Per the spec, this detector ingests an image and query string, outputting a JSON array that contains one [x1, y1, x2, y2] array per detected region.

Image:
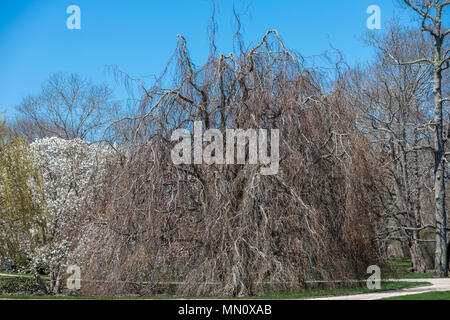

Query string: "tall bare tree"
[[74, 30, 385, 297], [394, 0, 450, 276], [347, 24, 434, 273], [16, 73, 119, 141]]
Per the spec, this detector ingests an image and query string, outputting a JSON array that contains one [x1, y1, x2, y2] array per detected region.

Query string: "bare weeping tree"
[[75, 30, 385, 297], [15, 73, 119, 141], [347, 24, 434, 273], [394, 0, 449, 276]]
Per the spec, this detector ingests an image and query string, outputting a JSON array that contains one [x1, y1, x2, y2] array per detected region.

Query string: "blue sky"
[[0, 0, 413, 116]]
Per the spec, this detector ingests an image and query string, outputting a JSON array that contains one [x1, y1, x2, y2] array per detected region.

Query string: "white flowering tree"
[[29, 137, 119, 294]]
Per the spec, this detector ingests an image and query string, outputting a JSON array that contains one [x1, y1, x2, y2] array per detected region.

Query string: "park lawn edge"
[[0, 281, 431, 300]]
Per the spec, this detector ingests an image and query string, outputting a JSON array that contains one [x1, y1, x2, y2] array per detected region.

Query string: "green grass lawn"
[[382, 291, 450, 300], [386, 259, 436, 279], [0, 281, 430, 300]]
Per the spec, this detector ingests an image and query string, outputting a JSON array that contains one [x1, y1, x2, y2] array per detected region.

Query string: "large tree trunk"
[[432, 43, 447, 277], [410, 238, 427, 273], [33, 272, 49, 295], [446, 240, 450, 271], [411, 128, 427, 274]]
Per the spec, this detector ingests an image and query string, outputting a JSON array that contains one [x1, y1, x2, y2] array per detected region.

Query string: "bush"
[[0, 276, 47, 296]]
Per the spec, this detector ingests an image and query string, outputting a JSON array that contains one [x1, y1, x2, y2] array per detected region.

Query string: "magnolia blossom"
[[28, 137, 120, 290], [30, 137, 118, 236]]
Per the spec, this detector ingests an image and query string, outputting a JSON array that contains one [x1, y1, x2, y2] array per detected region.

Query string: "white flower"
[[29, 137, 121, 275]]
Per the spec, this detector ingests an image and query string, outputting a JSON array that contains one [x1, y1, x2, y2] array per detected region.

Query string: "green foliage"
[[0, 120, 47, 268]]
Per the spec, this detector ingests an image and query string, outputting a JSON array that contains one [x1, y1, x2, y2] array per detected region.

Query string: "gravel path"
[[0, 273, 33, 278], [305, 278, 450, 300]]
